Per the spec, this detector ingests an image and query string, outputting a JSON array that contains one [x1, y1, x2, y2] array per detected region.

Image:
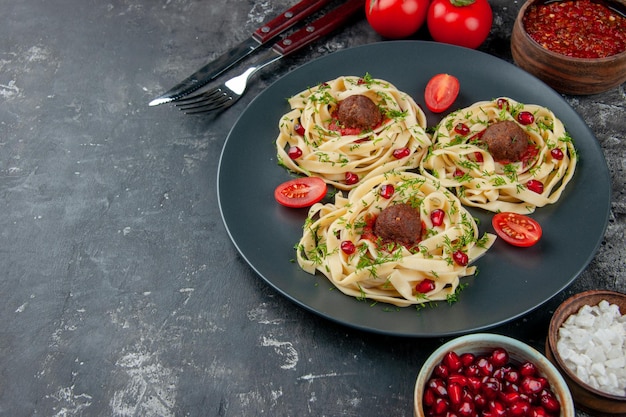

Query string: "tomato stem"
[[449, 0, 476, 6]]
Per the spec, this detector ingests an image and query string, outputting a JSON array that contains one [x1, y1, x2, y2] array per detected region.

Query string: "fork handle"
[[252, 0, 334, 44], [272, 0, 365, 56]]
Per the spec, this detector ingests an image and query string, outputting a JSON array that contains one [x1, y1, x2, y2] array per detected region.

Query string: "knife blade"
[[149, 0, 334, 106]]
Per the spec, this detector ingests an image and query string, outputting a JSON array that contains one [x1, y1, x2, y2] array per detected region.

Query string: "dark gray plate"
[[217, 41, 611, 337]]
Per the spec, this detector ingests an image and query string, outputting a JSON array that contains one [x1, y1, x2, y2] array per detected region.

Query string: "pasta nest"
[[276, 75, 431, 190], [419, 97, 577, 214], [297, 171, 496, 307]]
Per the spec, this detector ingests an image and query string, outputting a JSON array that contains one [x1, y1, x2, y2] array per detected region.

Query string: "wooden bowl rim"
[[515, 0, 626, 63], [548, 290, 626, 402]]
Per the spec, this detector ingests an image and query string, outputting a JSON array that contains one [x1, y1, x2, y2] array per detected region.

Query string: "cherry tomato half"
[[274, 177, 327, 208], [365, 0, 429, 39], [427, 0, 493, 49], [424, 73, 460, 113], [492, 212, 543, 247]]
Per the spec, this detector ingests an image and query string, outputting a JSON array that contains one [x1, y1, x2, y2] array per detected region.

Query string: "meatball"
[[480, 120, 530, 162], [336, 94, 383, 130], [374, 203, 422, 245]]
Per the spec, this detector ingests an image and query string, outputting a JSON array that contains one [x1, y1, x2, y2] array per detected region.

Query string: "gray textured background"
[[0, 0, 623, 415]]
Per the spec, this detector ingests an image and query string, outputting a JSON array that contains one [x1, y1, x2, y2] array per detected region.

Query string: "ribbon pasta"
[[276, 75, 431, 190], [297, 172, 495, 307], [419, 97, 577, 213]]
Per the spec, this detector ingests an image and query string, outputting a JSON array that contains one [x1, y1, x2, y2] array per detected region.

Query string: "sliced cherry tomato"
[[274, 177, 327, 208], [427, 0, 493, 49], [365, 0, 430, 39], [492, 212, 542, 247], [424, 73, 460, 113]]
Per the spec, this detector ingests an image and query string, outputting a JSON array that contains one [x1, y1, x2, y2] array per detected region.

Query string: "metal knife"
[[149, 0, 334, 106]]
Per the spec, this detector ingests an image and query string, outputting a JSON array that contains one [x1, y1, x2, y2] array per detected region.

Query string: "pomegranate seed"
[[491, 348, 509, 367], [443, 351, 463, 372], [467, 376, 482, 393], [526, 179, 544, 194], [429, 378, 448, 397], [294, 122, 306, 136], [550, 148, 564, 160], [345, 172, 359, 185], [432, 397, 449, 414], [392, 147, 410, 159], [452, 250, 469, 266], [454, 123, 470, 135], [462, 389, 474, 403], [482, 377, 501, 399], [477, 357, 494, 376], [520, 362, 537, 377], [433, 363, 449, 379], [288, 146, 303, 159], [496, 98, 510, 111], [448, 383, 463, 405], [501, 391, 521, 405], [457, 401, 475, 417], [416, 279, 436, 294], [474, 152, 484, 163], [474, 392, 487, 410], [423, 387, 436, 406], [379, 184, 394, 199], [460, 353, 475, 367], [340, 241, 356, 255], [430, 209, 445, 226], [504, 369, 520, 384], [540, 392, 560, 413], [509, 400, 531, 417], [488, 400, 507, 417], [517, 111, 535, 125], [464, 364, 480, 378], [504, 381, 520, 393], [448, 374, 468, 387], [521, 377, 544, 395], [530, 406, 549, 417], [536, 376, 548, 390], [493, 366, 507, 380]]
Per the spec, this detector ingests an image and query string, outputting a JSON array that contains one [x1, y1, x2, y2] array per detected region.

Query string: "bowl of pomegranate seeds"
[[547, 290, 626, 415], [414, 333, 575, 417], [511, 0, 626, 95]]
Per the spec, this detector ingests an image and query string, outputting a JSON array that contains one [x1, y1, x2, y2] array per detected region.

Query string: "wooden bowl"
[[511, 0, 626, 95], [547, 290, 626, 416], [415, 333, 575, 417]]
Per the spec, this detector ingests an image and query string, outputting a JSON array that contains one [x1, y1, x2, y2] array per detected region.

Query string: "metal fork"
[[174, 0, 364, 114], [175, 51, 282, 114]]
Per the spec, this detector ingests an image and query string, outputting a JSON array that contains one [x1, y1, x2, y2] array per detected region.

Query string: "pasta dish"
[[296, 171, 496, 307], [276, 75, 431, 190], [420, 97, 577, 213]]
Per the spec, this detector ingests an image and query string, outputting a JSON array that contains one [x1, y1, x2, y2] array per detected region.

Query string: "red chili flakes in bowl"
[[523, 0, 626, 58]]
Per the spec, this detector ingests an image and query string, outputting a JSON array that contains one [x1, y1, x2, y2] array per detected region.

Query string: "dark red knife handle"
[[272, 0, 365, 56], [252, 0, 334, 44]]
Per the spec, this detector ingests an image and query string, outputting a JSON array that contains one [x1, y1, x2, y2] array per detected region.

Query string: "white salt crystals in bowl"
[[556, 300, 626, 397], [547, 290, 626, 415]]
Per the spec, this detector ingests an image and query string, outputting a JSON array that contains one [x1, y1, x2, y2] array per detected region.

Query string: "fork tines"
[[174, 88, 233, 114]]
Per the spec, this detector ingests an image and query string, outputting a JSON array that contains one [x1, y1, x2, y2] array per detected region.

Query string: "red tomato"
[[274, 177, 327, 208], [424, 73, 460, 113], [492, 212, 543, 247], [427, 0, 493, 49], [365, 0, 429, 39]]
